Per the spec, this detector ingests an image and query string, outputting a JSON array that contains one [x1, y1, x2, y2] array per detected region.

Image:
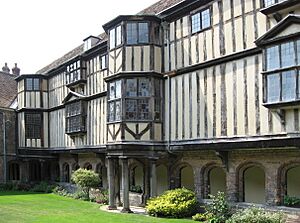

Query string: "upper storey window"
[[66, 60, 87, 86], [191, 8, 211, 34], [25, 113, 42, 139], [264, 0, 284, 7], [65, 101, 86, 134], [126, 22, 149, 44], [110, 25, 122, 49], [265, 38, 300, 104], [26, 78, 40, 91]]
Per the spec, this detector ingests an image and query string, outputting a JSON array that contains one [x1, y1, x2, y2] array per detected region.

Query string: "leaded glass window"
[[65, 101, 86, 134], [191, 8, 211, 34], [110, 25, 122, 49], [26, 78, 40, 91], [126, 22, 149, 45], [25, 113, 42, 139], [282, 71, 296, 101], [267, 73, 280, 103]]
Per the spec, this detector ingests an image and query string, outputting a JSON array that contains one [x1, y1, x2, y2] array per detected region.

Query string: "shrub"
[[94, 189, 109, 204], [52, 185, 72, 197], [73, 189, 89, 201], [30, 182, 55, 193], [284, 195, 300, 207], [192, 212, 214, 222], [146, 188, 199, 218], [71, 168, 100, 200], [0, 182, 14, 191], [205, 192, 231, 223], [226, 207, 286, 223], [130, 185, 143, 193]]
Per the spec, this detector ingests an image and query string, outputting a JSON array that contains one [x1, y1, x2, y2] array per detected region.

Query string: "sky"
[[0, 0, 158, 74]]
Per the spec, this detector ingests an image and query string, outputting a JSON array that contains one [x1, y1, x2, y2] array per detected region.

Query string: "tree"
[[71, 168, 100, 200]]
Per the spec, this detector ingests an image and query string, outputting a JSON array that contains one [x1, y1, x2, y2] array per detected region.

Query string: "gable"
[[62, 91, 85, 104], [255, 15, 300, 46]]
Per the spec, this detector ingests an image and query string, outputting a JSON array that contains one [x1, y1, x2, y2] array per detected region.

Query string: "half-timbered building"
[[10, 0, 300, 211]]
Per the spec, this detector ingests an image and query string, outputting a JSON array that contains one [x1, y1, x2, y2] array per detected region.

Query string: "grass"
[[0, 191, 193, 223]]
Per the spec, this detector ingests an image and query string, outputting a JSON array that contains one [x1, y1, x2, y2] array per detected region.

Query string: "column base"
[[107, 205, 117, 210], [121, 208, 133, 213]]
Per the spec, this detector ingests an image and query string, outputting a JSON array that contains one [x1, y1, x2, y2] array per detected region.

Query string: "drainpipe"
[[3, 114, 7, 183]]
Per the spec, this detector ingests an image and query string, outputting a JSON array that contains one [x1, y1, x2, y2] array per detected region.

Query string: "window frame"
[[25, 78, 40, 91], [263, 0, 284, 8], [25, 112, 42, 139], [263, 38, 300, 105], [109, 25, 122, 50], [190, 7, 212, 35], [66, 60, 87, 86], [65, 101, 87, 135], [126, 22, 150, 45]]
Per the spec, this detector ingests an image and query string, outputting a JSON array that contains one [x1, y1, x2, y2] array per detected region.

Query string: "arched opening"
[[180, 165, 194, 191], [244, 166, 265, 204], [63, 163, 70, 183], [8, 162, 20, 181], [156, 165, 168, 195], [96, 163, 108, 188], [53, 163, 60, 182], [130, 164, 144, 193], [29, 161, 41, 181], [84, 163, 93, 170], [72, 163, 80, 172], [287, 166, 300, 197], [209, 167, 226, 196]]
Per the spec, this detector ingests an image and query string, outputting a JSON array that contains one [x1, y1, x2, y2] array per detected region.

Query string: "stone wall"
[[0, 108, 17, 183]]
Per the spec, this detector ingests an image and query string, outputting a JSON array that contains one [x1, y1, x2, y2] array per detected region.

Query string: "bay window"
[[126, 22, 149, 44], [65, 101, 86, 134], [25, 113, 42, 139], [108, 80, 122, 122], [66, 60, 86, 85], [110, 25, 122, 49], [26, 78, 40, 91], [264, 38, 300, 104]]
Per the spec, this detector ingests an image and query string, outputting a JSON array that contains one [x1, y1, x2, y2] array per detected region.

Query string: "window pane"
[[127, 23, 137, 44], [281, 41, 295, 68], [191, 13, 201, 33], [26, 78, 33, 91], [110, 28, 115, 49], [264, 0, 275, 7], [154, 98, 161, 120], [116, 25, 122, 46], [101, 55, 106, 69], [138, 78, 150, 96], [109, 82, 115, 100], [126, 79, 137, 97], [267, 73, 280, 103], [201, 9, 211, 29], [109, 102, 115, 122], [154, 79, 161, 97], [33, 78, 40, 90], [139, 23, 149, 43], [297, 40, 300, 65], [125, 99, 137, 120], [266, 46, 280, 70], [282, 71, 296, 101], [115, 100, 121, 121], [25, 113, 41, 139], [138, 99, 150, 120], [115, 80, 122, 98]]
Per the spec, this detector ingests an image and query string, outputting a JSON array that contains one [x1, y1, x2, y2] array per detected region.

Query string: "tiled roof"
[[138, 0, 183, 15], [37, 0, 184, 75], [0, 71, 17, 107]]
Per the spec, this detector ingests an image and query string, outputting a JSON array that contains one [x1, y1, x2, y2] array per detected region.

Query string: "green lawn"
[[0, 191, 193, 223]]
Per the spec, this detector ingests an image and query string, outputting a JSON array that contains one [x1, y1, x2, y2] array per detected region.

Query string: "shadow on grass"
[[0, 191, 46, 196]]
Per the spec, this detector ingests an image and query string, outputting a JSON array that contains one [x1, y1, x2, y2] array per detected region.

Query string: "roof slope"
[[0, 72, 17, 107], [37, 0, 184, 74]]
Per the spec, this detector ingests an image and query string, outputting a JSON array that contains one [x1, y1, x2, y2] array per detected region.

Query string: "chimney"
[[2, 63, 10, 74], [12, 63, 20, 75]]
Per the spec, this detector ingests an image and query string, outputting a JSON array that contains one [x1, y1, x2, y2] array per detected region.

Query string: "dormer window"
[[66, 60, 87, 87], [126, 22, 149, 44], [109, 25, 122, 49], [83, 36, 100, 51]]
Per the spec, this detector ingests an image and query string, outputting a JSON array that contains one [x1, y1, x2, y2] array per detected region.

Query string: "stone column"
[[226, 166, 238, 202], [20, 161, 29, 182], [149, 159, 157, 198], [121, 157, 132, 213], [107, 157, 117, 210], [265, 164, 280, 206]]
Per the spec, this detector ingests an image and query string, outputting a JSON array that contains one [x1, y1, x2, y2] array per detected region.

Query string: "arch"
[[279, 162, 300, 203], [29, 161, 41, 181], [96, 163, 108, 188], [129, 162, 144, 193], [83, 163, 93, 170], [8, 162, 20, 181], [72, 163, 80, 171], [201, 162, 226, 198], [156, 164, 168, 195], [53, 163, 60, 182], [237, 162, 266, 203], [62, 163, 70, 183], [180, 164, 194, 191]]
